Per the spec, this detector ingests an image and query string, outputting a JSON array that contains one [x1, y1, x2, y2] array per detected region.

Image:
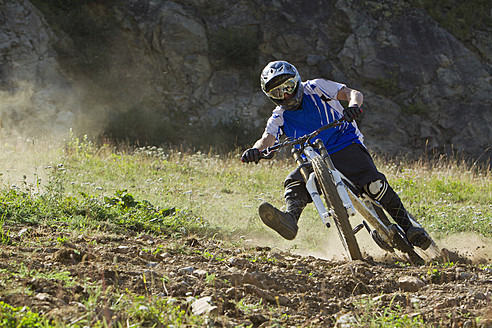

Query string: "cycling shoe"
[[406, 226, 431, 250], [259, 202, 298, 240]]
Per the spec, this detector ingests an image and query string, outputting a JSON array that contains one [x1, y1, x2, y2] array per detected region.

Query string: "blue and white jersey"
[[262, 79, 365, 154]]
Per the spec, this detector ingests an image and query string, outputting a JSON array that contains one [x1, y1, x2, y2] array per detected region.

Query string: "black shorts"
[[284, 143, 386, 191]]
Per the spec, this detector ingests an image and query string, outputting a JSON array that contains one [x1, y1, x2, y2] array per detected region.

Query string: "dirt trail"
[[0, 225, 491, 327]]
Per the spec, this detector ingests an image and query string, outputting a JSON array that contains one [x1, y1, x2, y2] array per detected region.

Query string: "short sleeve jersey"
[[262, 79, 365, 154]]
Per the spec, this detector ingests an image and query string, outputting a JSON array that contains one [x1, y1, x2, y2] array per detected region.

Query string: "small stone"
[[459, 272, 477, 281], [194, 269, 208, 276], [225, 287, 236, 298], [35, 293, 51, 301], [228, 257, 249, 267], [191, 296, 217, 316], [18, 228, 29, 237], [475, 292, 487, 300], [115, 245, 132, 254], [178, 266, 194, 275], [398, 276, 425, 292], [336, 314, 356, 327], [249, 314, 268, 325]]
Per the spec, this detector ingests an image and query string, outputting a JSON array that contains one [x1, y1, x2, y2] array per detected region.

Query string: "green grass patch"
[[1, 136, 490, 248], [351, 296, 427, 327], [0, 301, 48, 328], [383, 159, 491, 237]]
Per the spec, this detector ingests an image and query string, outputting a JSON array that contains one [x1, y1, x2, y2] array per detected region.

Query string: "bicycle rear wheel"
[[311, 156, 362, 260]]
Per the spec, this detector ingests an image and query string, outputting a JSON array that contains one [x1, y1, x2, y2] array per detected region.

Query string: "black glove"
[[241, 148, 261, 164], [343, 105, 362, 123]]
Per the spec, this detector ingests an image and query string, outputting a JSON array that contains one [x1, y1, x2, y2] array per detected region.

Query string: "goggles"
[[267, 77, 297, 99]]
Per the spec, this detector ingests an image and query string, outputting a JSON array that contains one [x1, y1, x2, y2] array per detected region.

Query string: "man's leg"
[[364, 179, 431, 249], [331, 143, 431, 250], [259, 168, 311, 240]]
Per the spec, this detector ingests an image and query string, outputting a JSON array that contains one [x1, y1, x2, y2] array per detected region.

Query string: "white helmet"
[[260, 61, 303, 111]]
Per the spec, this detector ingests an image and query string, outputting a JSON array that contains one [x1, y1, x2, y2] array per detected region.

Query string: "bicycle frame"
[[294, 140, 396, 250]]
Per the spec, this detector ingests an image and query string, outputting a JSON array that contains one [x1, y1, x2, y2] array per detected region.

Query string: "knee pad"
[[363, 179, 389, 202]]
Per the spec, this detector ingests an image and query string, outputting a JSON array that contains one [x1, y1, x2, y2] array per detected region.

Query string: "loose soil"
[[0, 224, 491, 327]]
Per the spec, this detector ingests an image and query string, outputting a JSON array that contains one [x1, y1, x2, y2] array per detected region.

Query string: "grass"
[[0, 295, 207, 328], [350, 295, 427, 327], [0, 135, 490, 327], [377, 156, 492, 238], [1, 135, 490, 249]]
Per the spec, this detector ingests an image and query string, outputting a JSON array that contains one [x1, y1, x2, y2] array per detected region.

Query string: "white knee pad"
[[364, 179, 389, 202]]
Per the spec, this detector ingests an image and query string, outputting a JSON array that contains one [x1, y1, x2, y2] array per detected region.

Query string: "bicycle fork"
[[292, 145, 356, 229], [314, 140, 356, 218]]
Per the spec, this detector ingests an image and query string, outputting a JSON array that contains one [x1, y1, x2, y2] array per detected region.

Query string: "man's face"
[[282, 90, 303, 111], [283, 92, 295, 101]]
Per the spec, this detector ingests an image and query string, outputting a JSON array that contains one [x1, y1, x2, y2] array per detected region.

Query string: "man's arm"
[[336, 86, 363, 122], [336, 86, 363, 107], [253, 134, 276, 151]]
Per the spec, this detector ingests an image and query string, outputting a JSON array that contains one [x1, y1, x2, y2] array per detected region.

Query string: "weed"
[[427, 267, 441, 283], [410, 0, 492, 41], [205, 273, 216, 286], [0, 213, 10, 245], [353, 296, 426, 327], [237, 298, 263, 315], [0, 301, 49, 327], [56, 236, 69, 245]]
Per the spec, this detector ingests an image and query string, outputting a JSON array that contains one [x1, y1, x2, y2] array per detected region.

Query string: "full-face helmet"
[[260, 61, 303, 110]]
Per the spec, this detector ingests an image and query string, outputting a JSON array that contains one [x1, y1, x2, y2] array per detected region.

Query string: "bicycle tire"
[[311, 156, 363, 260]]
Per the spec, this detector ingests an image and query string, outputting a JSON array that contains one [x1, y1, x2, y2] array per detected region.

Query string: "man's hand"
[[241, 148, 261, 164], [343, 105, 362, 123]]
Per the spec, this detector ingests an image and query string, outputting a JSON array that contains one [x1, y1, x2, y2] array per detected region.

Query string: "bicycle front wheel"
[[311, 156, 363, 261]]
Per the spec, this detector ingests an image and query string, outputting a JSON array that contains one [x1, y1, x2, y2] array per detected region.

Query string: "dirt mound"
[[0, 225, 491, 327]]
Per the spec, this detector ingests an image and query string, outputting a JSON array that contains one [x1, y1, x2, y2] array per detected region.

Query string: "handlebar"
[[260, 118, 346, 159]]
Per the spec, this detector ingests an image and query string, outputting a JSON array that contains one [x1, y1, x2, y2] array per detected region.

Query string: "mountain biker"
[[241, 60, 431, 250]]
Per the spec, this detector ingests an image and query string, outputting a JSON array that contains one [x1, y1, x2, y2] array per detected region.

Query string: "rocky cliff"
[[1, 0, 491, 160]]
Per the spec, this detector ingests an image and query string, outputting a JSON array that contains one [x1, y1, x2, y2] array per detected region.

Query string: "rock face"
[[0, 0, 77, 135], [1, 0, 491, 159]]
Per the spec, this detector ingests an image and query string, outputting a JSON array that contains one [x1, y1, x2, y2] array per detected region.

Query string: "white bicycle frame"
[[302, 145, 397, 249]]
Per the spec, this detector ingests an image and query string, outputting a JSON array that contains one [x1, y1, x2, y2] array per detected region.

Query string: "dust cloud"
[[0, 79, 90, 189], [438, 232, 492, 264], [0, 81, 80, 139], [245, 216, 491, 264], [245, 218, 369, 262]]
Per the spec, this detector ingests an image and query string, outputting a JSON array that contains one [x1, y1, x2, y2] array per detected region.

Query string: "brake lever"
[[260, 149, 275, 160]]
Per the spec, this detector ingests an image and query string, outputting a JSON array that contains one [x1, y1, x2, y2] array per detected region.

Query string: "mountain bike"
[[259, 118, 441, 264]]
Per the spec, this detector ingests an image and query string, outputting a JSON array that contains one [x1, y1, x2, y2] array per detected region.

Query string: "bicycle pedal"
[[371, 230, 394, 253]]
